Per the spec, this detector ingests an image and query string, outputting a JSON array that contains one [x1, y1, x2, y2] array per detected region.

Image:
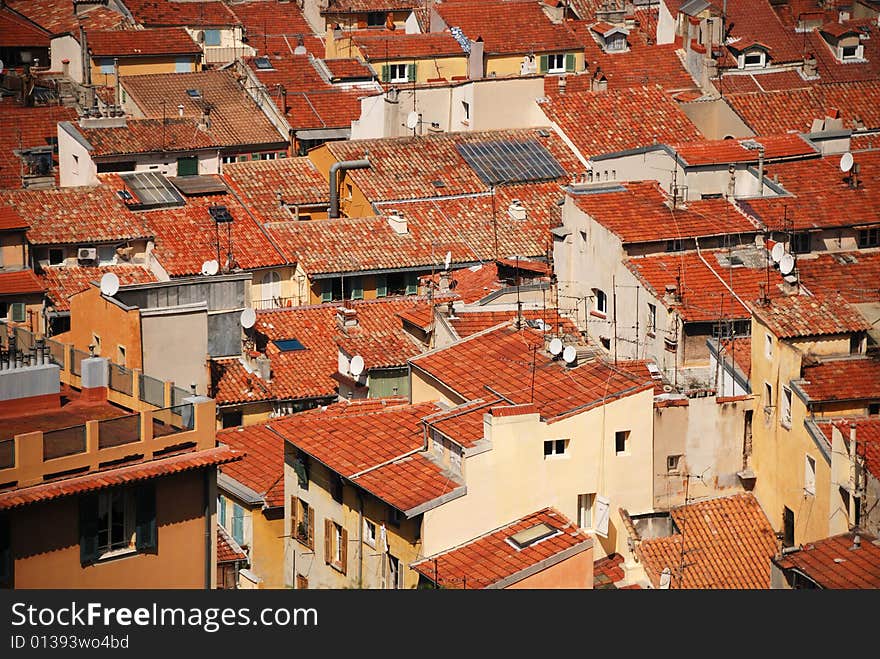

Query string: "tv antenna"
[[201, 259, 220, 276], [240, 307, 256, 329], [99, 272, 120, 297], [350, 355, 365, 378]]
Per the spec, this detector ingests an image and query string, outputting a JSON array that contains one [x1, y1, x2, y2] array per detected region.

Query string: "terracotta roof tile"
[[773, 531, 880, 588], [411, 508, 591, 588], [75, 117, 222, 156], [796, 251, 880, 304], [538, 86, 703, 159], [798, 357, 880, 403], [322, 58, 375, 81], [593, 552, 625, 588], [823, 418, 880, 479], [322, 0, 420, 12], [6, 0, 127, 34], [121, 69, 286, 148], [749, 292, 871, 338], [231, 0, 323, 57], [218, 423, 286, 508], [805, 22, 880, 85], [410, 323, 653, 420], [719, 336, 751, 380], [38, 265, 157, 312], [0, 446, 242, 511], [353, 32, 466, 60], [672, 134, 819, 166], [125, 0, 240, 27], [718, 0, 804, 66], [0, 270, 45, 296], [0, 7, 51, 47], [637, 492, 777, 589], [222, 157, 329, 222], [450, 308, 579, 339], [423, 398, 500, 448], [419, 263, 504, 304], [351, 452, 461, 513], [0, 99, 77, 189], [217, 524, 248, 563], [0, 205, 29, 231], [86, 27, 200, 56]]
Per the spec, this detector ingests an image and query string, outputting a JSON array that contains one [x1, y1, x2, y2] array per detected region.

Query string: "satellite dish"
[[240, 307, 256, 329], [771, 242, 785, 263], [201, 259, 219, 276], [99, 272, 120, 297], [405, 111, 419, 130], [562, 345, 577, 365], [840, 152, 854, 173], [350, 355, 365, 378], [0, 60, 4, 76], [779, 253, 795, 276], [548, 337, 564, 356], [444, 251, 451, 271]]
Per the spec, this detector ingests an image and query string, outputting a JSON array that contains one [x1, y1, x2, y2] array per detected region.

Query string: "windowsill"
[[96, 547, 138, 563], [543, 453, 569, 460], [330, 561, 346, 574], [615, 452, 629, 457], [364, 540, 376, 549], [646, 331, 656, 339], [590, 310, 607, 319], [295, 536, 313, 550], [803, 490, 815, 497], [460, 120, 470, 126]]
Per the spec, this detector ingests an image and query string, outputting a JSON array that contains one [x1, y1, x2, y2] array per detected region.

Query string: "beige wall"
[[506, 548, 593, 589], [679, 98, 755, 140], [141, 308, 209, 395], [0, 232, 27, 269], [50, 35, 84, 83], [11, 471, 212, 589], [486, 52, 584, 78]]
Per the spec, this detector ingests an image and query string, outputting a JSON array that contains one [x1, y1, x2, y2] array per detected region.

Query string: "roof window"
[[507, 523, 560, 550]]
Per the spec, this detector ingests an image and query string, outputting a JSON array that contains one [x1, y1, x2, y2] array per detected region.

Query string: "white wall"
[[50, 35, 84, 83], [657, 1, 676, 45], [58, 124, 98, 187]]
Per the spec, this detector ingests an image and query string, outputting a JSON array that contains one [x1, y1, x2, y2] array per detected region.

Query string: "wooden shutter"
[[10, 303, 25, 323], [539, 55, 549, 74], [324, 519, 332, 563], [594, 495, 610, 537], [134, 484, 157, 553], [79, 493, 100, 565], [307, 505, 314, 548], [340, 528, 348, 575], [290, 496, 298, 538], [381, 64, 390, 82], [407, 63, 416, 82], [565, 53, 575, 72]]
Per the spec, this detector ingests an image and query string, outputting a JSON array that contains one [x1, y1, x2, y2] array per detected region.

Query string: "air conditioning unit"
[[77, 247, 97, 262]]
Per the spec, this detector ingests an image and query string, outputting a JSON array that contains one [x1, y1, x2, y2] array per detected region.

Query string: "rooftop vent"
[[387, 209, 407, 234]]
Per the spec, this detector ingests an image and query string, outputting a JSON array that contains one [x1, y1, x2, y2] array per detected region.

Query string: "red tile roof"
[[284, 88, 366, 130], [352, 32, 466, 60], [450, 308, 579, 339], [322, 58, 375, 80], [749, 292, 871, 338], [230, 0, 323, 56], [798, 357, 880, 403], [325, 128, 580, 201], [217, 524, 248, 563], [121, 69, 287, 149], [38, 265, 157, 312], [423, 398, 500, 448], [719, 336, 751, 380], [832, 418, 880, 480], [125, 0, 240, 27], [538, 86, 703, 159], [351, 451, 463, 513], [672, 134, 819, 166], [737, 151, 880, 232], [410, 323, 653, 421], [322, 0, 420, 12], [0, 446, 242, 511], [593, 552, 626, 588], [0, 205, 29, 231], [86, 27, 200, 56], [773, 531, 880, 588], [0, 7, 51, 47], [75, 118, 222, 156], [222, 157, 329, 222], [805, 22, 880, 85], [637, 492, 777, 589], [218, 423, 286, 508], [719, 0, 804, 66], [625, 249, 786, 323], [0, 99, 77, 189], [6, 0, 127, 35], [420, 263, 505, 304], [570, 182, 758, 244], [411, 507, 592, 588], [0, 183, 153, 246], [796, 251, 880, 304], [0, 270, 44, 296], [434, 0, 583, 55]]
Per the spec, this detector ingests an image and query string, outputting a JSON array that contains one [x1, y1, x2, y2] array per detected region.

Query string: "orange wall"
[[506, 548, 593, 589], [11, 471, 209, 589], [0, 232, 27, 268], [66, 286, 142, 368]]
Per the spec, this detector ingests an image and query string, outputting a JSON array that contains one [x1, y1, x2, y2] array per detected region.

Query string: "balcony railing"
[[252, 296, 298, 310]]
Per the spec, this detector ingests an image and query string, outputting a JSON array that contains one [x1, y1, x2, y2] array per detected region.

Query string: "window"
[[508, 523, 560, 549], [49, 248, 64, 265], [79, 484, 156, 565], [324, 519, 347, 574], [790, 232, 811, 254], [840, 44, 862, 60], [98, 58, 114, 75], [665, 238, 683, 252], [742, 51, 765, 68], [222, 409, 243, 428], [543, 439, 568, 458], [764, 382, 773, 409], [218, 496, 226, 528], [461, 101, 470, 121], [72, 153, 79, 175], [204, 29, 221, 46], [782, 506, 795, 548], [364, 520, 376, 548], [292, 451, 309, 489], [667, 454, 682, 473], [388, 507, 402, 528], [291, 497, 314, 549], [366, 11, 387, 27], [10, 302, 25, 323], [647, 303, 657, 335], [117, 345, 126, 366], [387, 554, 402, 589], [765, 334, 773, 360], [349, 276, 363, 300], [577, 493, 594, 529], [231, 502, 245, 546], [593, 288, 607, 315], [91, 333, 101, 355], [389, 63, 409, 83], [858, 228, 880, 248], [781, 386, 792, 428], [615, 430, 630, 455], [804, 455, 816, 496], [175, 56, 191, 73], [869, 403, 880, 416], [546, 53, 565, 73], [375, 274, 387, 298]]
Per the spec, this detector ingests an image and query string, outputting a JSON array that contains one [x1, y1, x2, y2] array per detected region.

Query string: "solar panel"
[[457, 139, 566, 185], [273, 338, 307, 352], [208, 205, 234, 223], [118, 172, 186, 210]]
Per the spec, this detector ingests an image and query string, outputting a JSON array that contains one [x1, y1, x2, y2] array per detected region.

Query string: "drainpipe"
[[357, 490, 364, 589], [329, 157, 370, 219], [757, 147, 765, 196], [204, 468, 213, 590]]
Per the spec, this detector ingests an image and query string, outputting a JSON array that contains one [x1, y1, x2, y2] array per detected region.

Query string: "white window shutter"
[[595, 495, 610, 537]]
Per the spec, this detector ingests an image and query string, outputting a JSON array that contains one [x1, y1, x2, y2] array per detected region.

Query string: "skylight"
[[254, 57, 274, 70], [507, 523, 559, 550], [186, 89, 202, 98], [273, 338, 307, 352]]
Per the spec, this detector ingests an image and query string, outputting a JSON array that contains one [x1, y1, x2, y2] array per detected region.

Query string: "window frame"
[[366, 11, 387, 27], [667, 454, 682, 474], [546, 53, 565, 73], [615, 430, 630, 455], [364, 520, 377, 548], [858, 228, 880, 248], [543, 438, 569, 459], [593, 288, 607, 316], [577, 493, 594, 530], [389, 63, 409, 83], [804, 455, 816, 496], [742, 50, 765, 69]]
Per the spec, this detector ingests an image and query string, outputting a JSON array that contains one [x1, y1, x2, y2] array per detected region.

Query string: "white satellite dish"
[[779, 253, 795, 276], [405, 111, 419, 130], [771, 242, 785, 264], [444, 251, 451, 271], [240, 307, 256, 329], [0, 60, 5, 76], [840, 152, 854, 173], [201, 259, 219, 276], [548, 337, 564, 356], [99, 272, 120, 297], [562, 345, 577, 365], [350, 354, 365, 378]]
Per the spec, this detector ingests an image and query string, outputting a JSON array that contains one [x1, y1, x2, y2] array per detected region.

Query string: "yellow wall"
[[90, 56, 198, 87], [66, 286, 142, 368], [307, 144, 375, 218], [218, 494, 286, 589], [372, 56, 468, 83], [486, 51, 583, 77]]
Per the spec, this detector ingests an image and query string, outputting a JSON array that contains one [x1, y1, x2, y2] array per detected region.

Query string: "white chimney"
[[508, 199, 527, 221], [178, 104, 184, 117], [255, 355, 271, 381], [387, 209, 408, 234]]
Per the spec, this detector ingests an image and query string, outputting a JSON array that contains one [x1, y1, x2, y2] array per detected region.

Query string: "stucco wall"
[[67, 286, 143, 369], [141, 308, 209, 394], [679, 98, 755, 140], [506, 547, 593, 589], [0, 233, 27, 269], [50, 35, 84, 83]]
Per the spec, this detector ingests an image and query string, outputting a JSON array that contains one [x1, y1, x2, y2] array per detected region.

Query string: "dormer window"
[[741, 50, 766, 69], [840, 44, 864, 60], [547, 53, 565, 73]]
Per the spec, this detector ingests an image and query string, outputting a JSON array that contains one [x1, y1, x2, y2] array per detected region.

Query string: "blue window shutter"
[[218, 496, 226, 528], [204, 29, 221, 46], [565, 53, 576, 72], [134, 483, 157, 553], [79, 493, 100, 565]]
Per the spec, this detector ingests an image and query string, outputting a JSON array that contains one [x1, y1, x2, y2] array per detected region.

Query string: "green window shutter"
[[218, 496, 226, 528], [134, 484, 157, 553], [351, 277, 364, 300], [321, 281, 333, 303], [539, 55, 548, 74], [376, 275, 387, 298], [565, 53, 576, 72], [381, 64, 390, 82], [405, 274, 417, 296], [0, 514, 11, 585], [231, 503, 244, 546], [79, 493, 100, 566], [293, 455, 309, 490], [10, 303, 25, 323], [407, 63, 416, 82]]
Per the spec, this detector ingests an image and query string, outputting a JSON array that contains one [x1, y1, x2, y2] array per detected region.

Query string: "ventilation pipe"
[[329, 157, 370, 218], [757, 146, 765, 196]]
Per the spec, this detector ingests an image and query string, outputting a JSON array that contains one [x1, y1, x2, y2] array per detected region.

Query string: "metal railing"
[[171, 386, 191, 408], [97, 414, 141, 449], [46, 338, 65, 367], [42, 425, 86, 461]]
